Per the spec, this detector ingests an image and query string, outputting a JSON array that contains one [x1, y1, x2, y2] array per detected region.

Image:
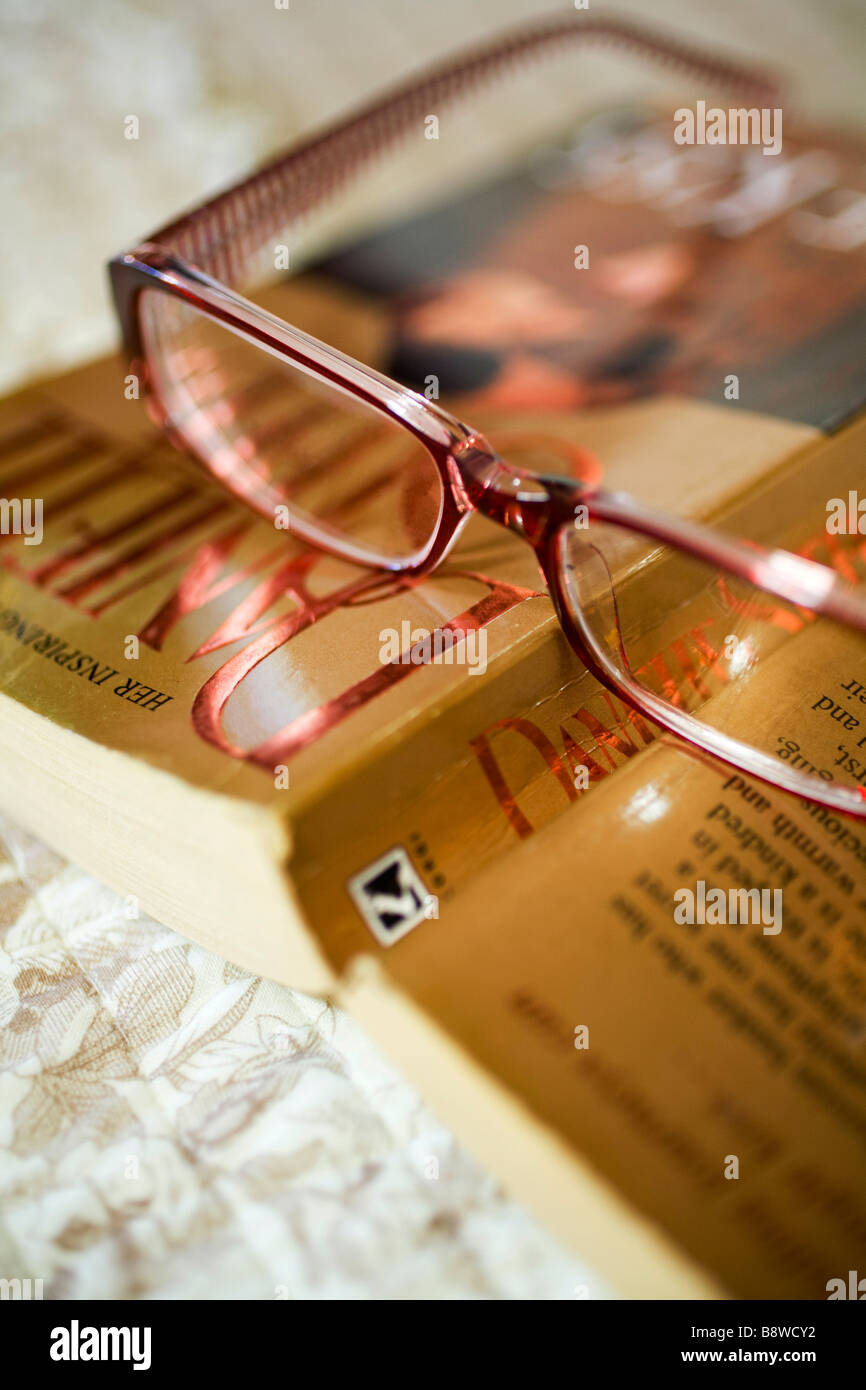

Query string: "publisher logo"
[[348, 847, 437, 946]]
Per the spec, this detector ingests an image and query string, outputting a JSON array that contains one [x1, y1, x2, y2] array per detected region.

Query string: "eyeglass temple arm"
[[144, 13, 783, 291], [589, 490, 866, 635]]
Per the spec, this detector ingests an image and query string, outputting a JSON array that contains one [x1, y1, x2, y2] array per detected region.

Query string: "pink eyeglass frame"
[[109, 13, 866, 817]]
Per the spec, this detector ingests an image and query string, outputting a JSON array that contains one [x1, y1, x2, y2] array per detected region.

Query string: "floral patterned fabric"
[[0, 813, 602, 1299]]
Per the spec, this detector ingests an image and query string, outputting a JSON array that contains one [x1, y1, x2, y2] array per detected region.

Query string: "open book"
[[2, 118, 866, 1298]]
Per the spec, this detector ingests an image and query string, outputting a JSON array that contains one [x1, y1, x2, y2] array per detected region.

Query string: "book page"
[[297, 416, 866, 1298]]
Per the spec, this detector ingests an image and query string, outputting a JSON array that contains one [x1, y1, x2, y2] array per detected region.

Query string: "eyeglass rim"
[[108, 246, 485, 572], [550, 522, 866, 817]]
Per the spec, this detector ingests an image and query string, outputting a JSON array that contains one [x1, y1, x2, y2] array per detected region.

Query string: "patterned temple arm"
[[142, 13, 783, 289]]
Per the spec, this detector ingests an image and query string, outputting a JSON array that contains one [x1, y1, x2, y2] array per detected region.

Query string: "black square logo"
[[347, 847, 437, 945]]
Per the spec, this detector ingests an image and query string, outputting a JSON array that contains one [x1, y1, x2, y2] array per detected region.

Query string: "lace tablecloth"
[[0, 814, 604, 1299]]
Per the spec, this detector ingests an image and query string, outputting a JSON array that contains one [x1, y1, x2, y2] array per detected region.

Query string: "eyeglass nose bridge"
[[449, 440, 593, 545]]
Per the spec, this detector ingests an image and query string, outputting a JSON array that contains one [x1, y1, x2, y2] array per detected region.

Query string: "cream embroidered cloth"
[[0, 814, 604, 1299]]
